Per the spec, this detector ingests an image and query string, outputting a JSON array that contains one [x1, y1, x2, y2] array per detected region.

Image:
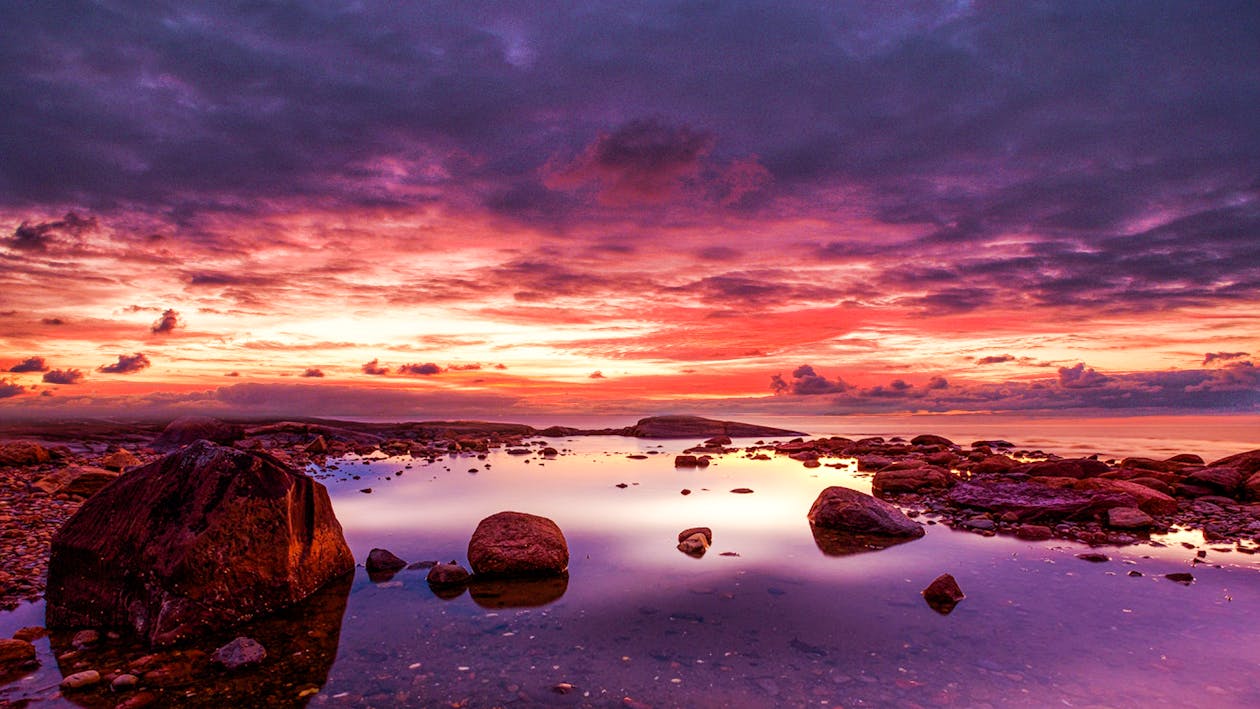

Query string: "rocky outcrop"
[[153, 416, 244, 450], [808, 486, 926, 540], [0, 441, 51, 466], [467, 511, 569, 577], [46, 441, 354, 646], [947, 481, 1134, 522], [626, 415, 805, 439]]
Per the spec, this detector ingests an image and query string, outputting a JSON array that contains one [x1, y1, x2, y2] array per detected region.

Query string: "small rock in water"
[[615, 483, 629, 489], [1165, 572, 1195, 585], [212, 636, 267, 670], [730, 488, 754, 494], [60, 669, 102, 690], [0, 638, 37, 669], [1076, 552, 1110, 563], [922, 573, 965, 614], [677, 533, 710, 557], [553, 682, 576, 694], [1015, 525, 1054, 541], [426, 561, 471, 587], [359, 488, 373, 494], [365, 548, 407, 573], [680, 488, 692, 495], [677, 527, 713, 544], [1128, 570, 1143, 577]]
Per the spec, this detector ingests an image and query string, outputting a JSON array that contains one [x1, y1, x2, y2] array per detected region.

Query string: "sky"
[[1, 1, 1258, 421]]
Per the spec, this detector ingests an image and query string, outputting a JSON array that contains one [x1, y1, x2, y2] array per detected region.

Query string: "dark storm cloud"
[[8, 356, 50, 373], [150, 308, 182, 334], [4, 213, 97, 251], [0, 379, 25, 398], [398, 362, 443, 376], [43, 368, 85, 385], [97, 352, 151, 374]]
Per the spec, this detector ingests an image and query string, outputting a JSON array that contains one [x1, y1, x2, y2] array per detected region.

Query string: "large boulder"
[[153, 416, 244, 450], [1014, 458, 1111, 480], [1184, 466, 1246, 496], [467, 511, 569, 577], [1074, 478, 1178, 516], [0, 441, 51, 466], [947, 481, 1135, 522], [807, 486, 925, 539], [1210, 449, 1260, 476], [872, 466, 952, 496], [46, 441, 354, 646]]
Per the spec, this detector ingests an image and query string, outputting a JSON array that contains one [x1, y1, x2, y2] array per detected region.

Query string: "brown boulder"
[[674, 455, 709, 468], [427, 561, 471, 587], [1210, 449, 1260, 476], [46, 441, 354, 646], [969, 454, 1018, 475], [467, 511, 569, 577], [1184, 466, 1246, 496], [807, 486, 925, 539], [153, 416, 244, 450], [627, 415, 804, 439], [1106, 507, 1154, 530], [678, 527, 713, 544], [100, 448, 141, 471], [1015, 458, 1111, 479], [33, 466, 118, 498], [1166, 453, 1205, 465], [911, 434, 955, 448], [365, 548, 407, 574], [1075, 478, 1178, 516], [947, 481, 1135, 522], [1245, 472, 1260, 501], [922, 573, 964, 614], [0, 638, 36, 672], [872, 466, 951, 496], [0, 441, 51, 466]]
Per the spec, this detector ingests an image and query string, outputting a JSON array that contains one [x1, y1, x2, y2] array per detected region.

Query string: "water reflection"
[[467, 574, 569, 609], [809, 523, 923, 556]]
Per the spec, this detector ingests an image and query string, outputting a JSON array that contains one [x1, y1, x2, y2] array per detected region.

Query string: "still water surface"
[[3, 423, 1260, 707]]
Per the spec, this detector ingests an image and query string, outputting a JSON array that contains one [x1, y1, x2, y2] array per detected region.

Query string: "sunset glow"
[[2, 2, 1257, 420]]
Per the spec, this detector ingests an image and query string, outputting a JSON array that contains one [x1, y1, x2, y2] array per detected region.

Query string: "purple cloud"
[[43, 368, 85, 385], [151, 308, 183, 335], [0, 378, 25, 398], [8, 356, 49, 373], [1204, 352, 1249, 366], [362, 359, 390, 376], [1058, 363, 1110, 389], [398, 362, 443, 376], [771, 365, 853, 395], [97, 353, 151, 374], [301, 368, 325, 378], [976, 355, 1016, 365]]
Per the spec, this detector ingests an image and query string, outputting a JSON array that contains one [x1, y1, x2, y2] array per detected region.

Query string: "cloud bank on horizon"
[[1, 1, 1257, 419]]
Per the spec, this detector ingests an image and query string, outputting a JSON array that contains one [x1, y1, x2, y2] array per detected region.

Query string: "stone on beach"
[[467, 511, 569, 577], [1106, 507, 1154, 529], [60, 669, 101, 690], [46, 441, 354, 646], [212, 637, 267, 670], [808, 486, 926, 540], [32, 466, 118, 498]]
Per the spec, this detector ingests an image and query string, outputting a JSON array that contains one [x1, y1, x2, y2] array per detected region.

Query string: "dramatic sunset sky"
[[1, 1, 1257, 420]]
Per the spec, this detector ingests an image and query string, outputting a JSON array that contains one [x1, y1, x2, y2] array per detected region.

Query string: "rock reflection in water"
[[809, 523, 921, 556], [51, 573, 351, 708], [467, 574, 569, 609]]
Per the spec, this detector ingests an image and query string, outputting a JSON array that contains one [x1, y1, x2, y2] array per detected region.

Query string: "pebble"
[[60, 669, 102, 690], [112, 673, 140, 691]]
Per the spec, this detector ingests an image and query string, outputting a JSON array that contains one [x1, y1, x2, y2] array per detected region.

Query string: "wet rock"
[[1075, 478, 1177, 515], [704, 435, 732, 446], [1245, 472, 1260, 501], [969, 454, 1019, 475], [112, 673, 140, 691], [1164, 572, 1195, 585], [730, 487, 754, 494], [0, 638, 36, 670], [540, 447, 559, 456], [34, 466, 118, 498], [911, 434, 955, 448], [1015, 458, 1111, 480], [304, 436, 328, 454], [1015, 524, 1054, 540], [0, 441, 52, 466], [1209, 449, 1260, 475], [212, 636, 267, 670], [365, 548, 407, 574], [1077, 552, 1110, 562], [153, 416, 244, 450], [1184, 466, 1245, 496], [101, 448, 141, 471], [677, 533, 709, 556], [467, 511, 569, 576], [61, 669, 102, 690], [468, 575, 568, 608], [872, 466, 951, 496], [678, 527, 713, 545], [12, 627, 46, 643], [1167, 453, 1205, 465], [71, 628, 100, 649], [674, 455, 708, 468], [922, 573, 965, 614], [808, 486, 926, 540], [46, 441, 354, 646], [1106, 507, 1154, 529], [947, 481, 1134, 522], [426, 561, 471, 586], [972, 440, 1014, 449]]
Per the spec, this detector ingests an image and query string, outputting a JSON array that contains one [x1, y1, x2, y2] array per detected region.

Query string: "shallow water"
[[4, 431, 1260, 707]]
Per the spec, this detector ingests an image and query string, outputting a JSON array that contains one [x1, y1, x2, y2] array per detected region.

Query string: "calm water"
[[3, 421, 1260, 707]]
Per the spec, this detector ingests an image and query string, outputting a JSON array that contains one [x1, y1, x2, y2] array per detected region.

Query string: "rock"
[[0, 638, 36, 669], [1245, 472, 1260, 501], [678, 527, 713, 545], [1164, 572, 1195, 585], [1106, 507, 1154, 530], [1015, 458, 1111, 479], [677, 533, 709, 556], [969, 455, 1018, 475], [911, 434, 955, 448], [365, 548, 407, 574], [540, 447, 559, 457], [627, 415, 805, 439], [33, 466, 118, 497], [872, 466, 951, 496], [1015, 525, 1054, 540], [0, 441, 52, 466], [112, 673, 139, 691], [212, 636, 267, 670], [1209, 449, 1260, 476], [922, 573, 964, 613], [1077, 552, 1110, 563], [12, 627, 46, 642], [1075, 478, 1178, 515], [46, 441, 354, 646], [1166, 453, 1205, 465], [303, 436, 328, 455], [1185, 466, 1246, 496], [153, 416, 245, 450], [71, 628, 100, 649], [426, 561, 471, 587], [730, 487, 754, 494], [947, 481, 1135, 522], [807, 486, 926, 539], [704, 435, 732, 446], [60, 669, 102, 690], [100, 448, 141, 471], [468, 575, 568, 608], [467, 511, 569, 577], [674, 455, 708, 468], [972, 440, 1014, 449]]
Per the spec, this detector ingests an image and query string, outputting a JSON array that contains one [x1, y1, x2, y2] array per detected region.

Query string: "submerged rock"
[[922, 573, 965, 614], [467, 511, 569, 577], [46, 441, 354, 646], [807, 486, 926, 541], [212, 637, 267, 670], [468, 574, 569, 608], [0, 638, 36, 672]]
